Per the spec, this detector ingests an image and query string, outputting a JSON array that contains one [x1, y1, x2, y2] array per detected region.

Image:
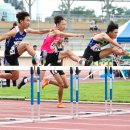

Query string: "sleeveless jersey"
[[5, 26, 26, 55], [88, 38, 109, 52], [41, 34, 61, 53]]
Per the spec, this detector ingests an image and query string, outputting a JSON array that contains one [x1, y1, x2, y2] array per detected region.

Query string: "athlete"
[[39, 16, 92, 107], [0, 11, 52, 81], [42, 37, 69, 108], [83, 21, 130, 62]]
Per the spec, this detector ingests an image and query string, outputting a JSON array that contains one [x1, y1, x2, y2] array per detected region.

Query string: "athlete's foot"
[[57, 102, 65, 108], [78, 59, 86, 66], [85, 56, 93, 66], [17, 77, 27, 89], [42, 78, 49, 89]]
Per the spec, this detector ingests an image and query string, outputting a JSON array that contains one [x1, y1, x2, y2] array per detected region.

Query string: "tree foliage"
[[3, 0, 25, 11], [58, 4, 96, 17], [125, 9, 130, 15], [102, 4, 129, 16]]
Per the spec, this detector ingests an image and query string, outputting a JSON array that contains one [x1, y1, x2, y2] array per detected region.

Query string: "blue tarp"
[[117, 20, 130, 43]]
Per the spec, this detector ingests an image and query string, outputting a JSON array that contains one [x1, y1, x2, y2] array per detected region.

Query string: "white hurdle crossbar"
[[0, 66, 130, 71]]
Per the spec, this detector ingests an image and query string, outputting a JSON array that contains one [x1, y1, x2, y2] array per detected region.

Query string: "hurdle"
[[108, 66, 130, 115], [73, 66, 109, 118], [0, 66, 34, 125], [30, 66, 41, 120], [72, 66, 130, 118], [31, 66, 108, 120]]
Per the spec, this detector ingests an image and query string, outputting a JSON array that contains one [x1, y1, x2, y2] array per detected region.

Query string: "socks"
[[78, 59, 85, 66], [24, 78, 30, 83]]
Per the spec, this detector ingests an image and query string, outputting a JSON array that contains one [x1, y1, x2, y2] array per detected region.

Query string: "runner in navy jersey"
[[83, 21, 130, 62], [0, 11, 51, 81]]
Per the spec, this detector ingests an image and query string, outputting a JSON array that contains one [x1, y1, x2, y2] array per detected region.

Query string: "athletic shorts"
[[44, 52, 59, 66], [40, 52, 64, 75], [50, 62, 65, 75], [5, 48, 20, 66], [83, 47, 101, 62], [50, 69, 65, 75]]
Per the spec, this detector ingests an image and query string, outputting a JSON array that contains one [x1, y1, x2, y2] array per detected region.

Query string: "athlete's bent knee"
[[66, 50, 72, 56], [64, 84, 69, 88], [23, 43, 30, 49], [58, 81, 64, 87], [12, 76, 19, 80]]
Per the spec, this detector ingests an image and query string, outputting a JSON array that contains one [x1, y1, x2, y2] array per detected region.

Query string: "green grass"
[[0, 81, 130, 103]]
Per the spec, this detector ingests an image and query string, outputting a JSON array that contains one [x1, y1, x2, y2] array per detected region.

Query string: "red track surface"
[[0, 100, 130, 130]]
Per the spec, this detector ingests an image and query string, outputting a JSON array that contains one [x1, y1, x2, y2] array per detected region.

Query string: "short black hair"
[[16, 11, 30, 23], [107, 21, 118, 33], [54, 15, 65, 25], [33, 45, 37, 48]]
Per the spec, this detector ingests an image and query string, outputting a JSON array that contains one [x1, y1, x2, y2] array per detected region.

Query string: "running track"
[[0, 100, 130, 130]]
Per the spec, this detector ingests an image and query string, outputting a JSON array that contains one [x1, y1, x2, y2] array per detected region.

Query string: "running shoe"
[[85, 56, 93, 66], [17, 77, 27, 89], [42, 78, 49, 89]]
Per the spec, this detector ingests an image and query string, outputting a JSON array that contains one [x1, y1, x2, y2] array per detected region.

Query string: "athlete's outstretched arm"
[[0, 29, 16, 42], [102, 33, 124, 52], [54, 30, 84, 38], [27, 28, 51, 34]]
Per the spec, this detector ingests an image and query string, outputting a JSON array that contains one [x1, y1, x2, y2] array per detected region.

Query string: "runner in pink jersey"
[[40, 16, 93, 66], [39, 16, 92, 108], [42, 37, 68, 108]]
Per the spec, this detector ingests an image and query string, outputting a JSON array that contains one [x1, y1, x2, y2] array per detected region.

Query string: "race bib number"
[[91, 44, 101, 52], [10, 45, 16, 55], [50, 41, 58, 52]]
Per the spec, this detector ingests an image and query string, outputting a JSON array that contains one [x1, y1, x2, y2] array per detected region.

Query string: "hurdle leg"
[[70, 67, 74, 118], [37, 67, 41, 120], [113, 56, 126, 80], [75, 67, 79, 118], [105, 67, 108, 113], [30, 67, 34, 120], [109, 67, 113, 114], [82, 70, 98, 80]]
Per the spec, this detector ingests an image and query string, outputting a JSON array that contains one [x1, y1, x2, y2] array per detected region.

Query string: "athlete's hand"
[[121, 47, 126, 54]]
